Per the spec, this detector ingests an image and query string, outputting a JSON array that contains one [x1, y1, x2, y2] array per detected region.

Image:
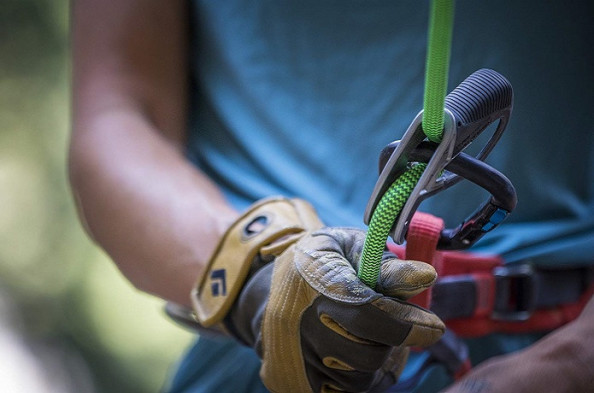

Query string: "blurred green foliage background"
[[0, 1, 193, 391]]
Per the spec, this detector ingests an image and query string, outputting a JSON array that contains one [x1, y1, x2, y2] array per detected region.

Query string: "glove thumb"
[[376, 257, 437, 300]]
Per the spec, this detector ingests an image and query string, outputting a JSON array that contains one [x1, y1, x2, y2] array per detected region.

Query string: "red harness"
[[388, 212, 594, 379], [388, 212, 593, 337], [387, 212, 594, 379]]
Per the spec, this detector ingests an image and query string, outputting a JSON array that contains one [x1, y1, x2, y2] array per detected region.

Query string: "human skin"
[[70, 0, 239, 307], [442, 295, 594, 393]]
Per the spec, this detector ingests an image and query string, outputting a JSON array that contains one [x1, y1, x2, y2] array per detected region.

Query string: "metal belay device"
[[365, 68, 517, 249]]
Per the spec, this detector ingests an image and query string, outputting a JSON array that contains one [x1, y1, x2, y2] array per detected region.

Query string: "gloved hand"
[[191, 197, 445, 393]]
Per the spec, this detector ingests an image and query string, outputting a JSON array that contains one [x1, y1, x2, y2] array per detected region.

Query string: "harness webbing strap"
[[387, 213, 594, 338], [405, 212, 444, 310]]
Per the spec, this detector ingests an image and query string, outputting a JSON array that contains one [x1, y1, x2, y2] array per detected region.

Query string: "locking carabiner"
[[380, 141, 517, 249]]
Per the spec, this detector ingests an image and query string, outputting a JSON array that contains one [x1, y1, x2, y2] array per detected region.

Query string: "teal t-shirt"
[[169, 1, 594, 392]]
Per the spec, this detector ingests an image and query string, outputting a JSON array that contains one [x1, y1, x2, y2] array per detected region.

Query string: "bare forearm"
[[69, 108, 238, 306], [71, 0, 239, 306]]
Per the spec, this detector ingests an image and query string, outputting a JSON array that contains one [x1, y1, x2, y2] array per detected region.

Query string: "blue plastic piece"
[[483, 208, 508, 232]]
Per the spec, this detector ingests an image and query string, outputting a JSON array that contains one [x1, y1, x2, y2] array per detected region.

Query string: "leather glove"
[[191, 197, 445, 393]]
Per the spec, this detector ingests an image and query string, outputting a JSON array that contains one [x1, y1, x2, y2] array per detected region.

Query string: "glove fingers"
[[368, 346, 410, 393], [303, 342, 408, 393], [376, 258, 437, 300], [315, 297, 444, 348], [303, 298, 396, 372], [308, 367, 374, 393], [301, 297, 401, 393], [314, 346, 409, 393], [372, 297, 445, 347]]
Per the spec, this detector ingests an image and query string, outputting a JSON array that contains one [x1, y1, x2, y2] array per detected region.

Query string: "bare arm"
[[70, 0, 238, 306], [442, 295, 594, 393]]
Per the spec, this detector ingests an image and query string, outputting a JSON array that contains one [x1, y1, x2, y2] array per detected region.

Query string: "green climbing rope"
[[358, 163, 427, 286], [423, 0, 455, 143], [358, 0, 455, 288]]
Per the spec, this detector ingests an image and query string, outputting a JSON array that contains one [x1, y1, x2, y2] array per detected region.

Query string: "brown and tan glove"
[[191, 197, 445, 393]]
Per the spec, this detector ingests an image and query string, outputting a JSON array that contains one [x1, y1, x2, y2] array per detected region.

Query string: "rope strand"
[[358, 0, 455, 288]]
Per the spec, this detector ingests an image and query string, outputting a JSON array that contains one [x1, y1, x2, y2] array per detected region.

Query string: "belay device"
[[365, 68, 517, 249]]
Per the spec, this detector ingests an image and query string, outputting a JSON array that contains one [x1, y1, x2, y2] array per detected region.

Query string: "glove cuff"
[[191, 197, 323, 327]]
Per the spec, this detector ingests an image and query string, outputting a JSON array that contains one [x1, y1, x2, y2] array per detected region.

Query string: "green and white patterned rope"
[[358, 163, 427, 286], [423, 0, 455, 143], [357, 0, 455, 289]]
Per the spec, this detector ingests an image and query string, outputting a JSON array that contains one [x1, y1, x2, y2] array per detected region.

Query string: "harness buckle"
[[492, 264, 537, 321]]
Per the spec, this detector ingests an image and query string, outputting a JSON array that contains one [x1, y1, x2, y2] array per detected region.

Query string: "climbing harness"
[[386, 216, 594, 386]]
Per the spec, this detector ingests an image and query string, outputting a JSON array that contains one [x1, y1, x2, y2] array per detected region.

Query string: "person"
[[70, 1, 594, 392]]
